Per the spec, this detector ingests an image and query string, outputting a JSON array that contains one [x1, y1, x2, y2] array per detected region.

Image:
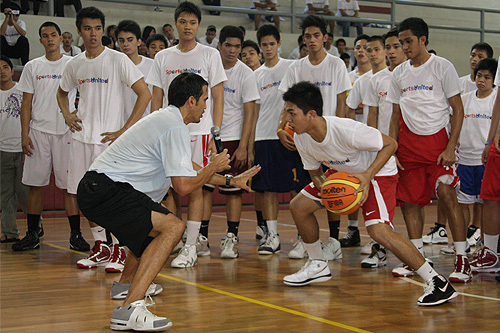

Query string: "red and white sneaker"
[[449, 255, 472, 283], [470, 247, 500, 273], [105, 244, 127, 273], [77, 241, 111, 268]]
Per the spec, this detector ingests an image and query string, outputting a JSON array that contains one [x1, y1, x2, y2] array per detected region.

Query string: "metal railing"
[[47, 0, 500, 41]]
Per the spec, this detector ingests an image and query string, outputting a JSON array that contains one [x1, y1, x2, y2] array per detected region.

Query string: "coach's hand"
[[350, 172, 370, 205], [212, 148, 231, 172], [64, 110, 82, 132], [21, 134, 34, 157], [437, 147, 456, 167], [232, 165, 262, 192], [100, 128, 125, 145], [278, 130, 296, 151]]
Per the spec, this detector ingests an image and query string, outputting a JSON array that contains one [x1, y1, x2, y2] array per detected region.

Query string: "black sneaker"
[[70, 230, 91, 251], [417, 275, 458, 306], [12, 230, 40, 251], [339, 226, 360, 247]]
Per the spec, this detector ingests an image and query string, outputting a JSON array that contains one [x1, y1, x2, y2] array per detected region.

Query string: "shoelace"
[[422, 278, 435, 295]]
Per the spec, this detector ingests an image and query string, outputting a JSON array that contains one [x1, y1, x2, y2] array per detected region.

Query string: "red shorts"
[[301, 169, 397, 228], [480, 145, 500, 201], [396, 119, 459, 205]]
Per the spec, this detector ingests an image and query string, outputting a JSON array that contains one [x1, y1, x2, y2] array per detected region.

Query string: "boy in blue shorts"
[[458, 58, 497, 269]]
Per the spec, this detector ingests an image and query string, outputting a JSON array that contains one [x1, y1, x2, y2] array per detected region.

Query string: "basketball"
[[284, 122, 295, 142], [321, 172, 362, 215]]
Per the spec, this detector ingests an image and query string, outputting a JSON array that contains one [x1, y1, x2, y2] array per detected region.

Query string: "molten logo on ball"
[[321, 171, 362, 215]]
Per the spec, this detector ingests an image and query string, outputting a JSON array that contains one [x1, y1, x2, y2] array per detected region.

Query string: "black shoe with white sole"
[[417, 275, 458, 306]]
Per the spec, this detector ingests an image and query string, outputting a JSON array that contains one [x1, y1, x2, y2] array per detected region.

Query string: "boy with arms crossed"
[[147, 1, 226, 268], [57, 7, 151, 270], [251, 24, 311, 256], [279, 15, 351, 260], [282, 81, 458, 306], [198, 26, 259, 259], [387, 17, 471, 283], [14, 22, 88, 252]]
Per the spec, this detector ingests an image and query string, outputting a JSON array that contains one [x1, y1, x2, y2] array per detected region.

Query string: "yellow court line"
[[157, 273, 372, 333], [41, 240, 369, 332]]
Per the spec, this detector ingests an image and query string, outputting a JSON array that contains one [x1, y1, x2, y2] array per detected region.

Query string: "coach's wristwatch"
[[225, 174, 233, 186]]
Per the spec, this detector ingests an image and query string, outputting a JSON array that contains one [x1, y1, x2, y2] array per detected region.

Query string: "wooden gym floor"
[[1, 206, 500, 332]]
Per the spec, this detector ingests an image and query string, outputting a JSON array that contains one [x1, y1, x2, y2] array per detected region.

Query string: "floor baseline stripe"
[[157, 273, 372, 333]]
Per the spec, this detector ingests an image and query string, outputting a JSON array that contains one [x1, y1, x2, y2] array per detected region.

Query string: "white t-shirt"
[[348, 69, 361, 85], [459, 89, 496, 165], [295, 116, 397, 176], [255, 58, 294, 141], [336, 0, 360, 16], [288, 46, 300, 60], [90, 106, 196, 202], [325, 46, 340, 57], [346, 69, 372, 124], [304, 0, 329, 13], [60, 47, 144, 144], [253, 0, 278, 5], [459, 75, 477, 95], [147, 43, 227, 135], [0, 19, 25, 46], [60, 45, 82, 57], [387, 54, 461, 135], [0, 84, 23, 152], [17, 55, 76, 135], [279, 54, 351, 116], [198, 36, 218, 49], [221, 60, 260, 141], [123, 56, 153, 120], [363, 67, 392, 135]]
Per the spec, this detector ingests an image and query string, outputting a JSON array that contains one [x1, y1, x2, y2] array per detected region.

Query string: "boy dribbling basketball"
[[281, 81, 457, 306]]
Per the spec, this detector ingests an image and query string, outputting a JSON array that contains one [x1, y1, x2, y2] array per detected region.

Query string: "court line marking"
[[40, 240, 370, 332], [400, 277, 500, 302], [157, 273, 372, 333]]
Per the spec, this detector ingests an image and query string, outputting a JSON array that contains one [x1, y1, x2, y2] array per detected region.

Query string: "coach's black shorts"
[[251, 140, 311, 193], [76, 171, 172, 257]]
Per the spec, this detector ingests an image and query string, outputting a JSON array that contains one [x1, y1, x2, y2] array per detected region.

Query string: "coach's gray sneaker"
[[110, 298, 172, 331], [111, 281, 163, 300]]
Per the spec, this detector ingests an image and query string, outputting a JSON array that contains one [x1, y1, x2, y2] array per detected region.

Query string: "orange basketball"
[[284, 122, 295, 142], [321, 172, 362, 215]]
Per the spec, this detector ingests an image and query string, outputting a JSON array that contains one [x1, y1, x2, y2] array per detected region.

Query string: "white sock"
[[348, 219, 358, 228], [111, 233, 119, 246], [267, 220, 278, 234], [454, 241, 467, 256], [416, 261, 438, 282], [91, 226, 106, 242], [185, 220, 201, 246], [410, 238, 425, 256], [304, 239, 325, 260], [484, 234, 499, 252]]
